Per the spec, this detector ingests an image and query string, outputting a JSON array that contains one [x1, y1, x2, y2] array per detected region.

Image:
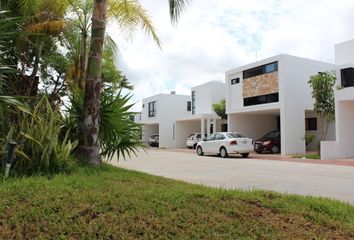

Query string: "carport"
[[141, 123, 159, 144], [228, 108, 280, 152], [173, 114, 222, 148]]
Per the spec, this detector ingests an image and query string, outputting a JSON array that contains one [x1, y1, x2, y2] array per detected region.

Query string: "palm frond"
[[168, 0, 190, 23], [109, 0, 161, 48]]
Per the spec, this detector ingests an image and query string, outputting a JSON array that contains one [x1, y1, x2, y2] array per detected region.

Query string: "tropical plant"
[[308, 71, 336, 141], [0, 97, 77, 176], [65, 87, 144, 161], [212, 99, 227, 120], [302, 133, 316, 146], [79, 0, 190, 164]]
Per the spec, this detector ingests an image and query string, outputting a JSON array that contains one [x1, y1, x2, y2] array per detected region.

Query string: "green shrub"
[[1, 97, 77, 176], [64, 88, 145, 161]]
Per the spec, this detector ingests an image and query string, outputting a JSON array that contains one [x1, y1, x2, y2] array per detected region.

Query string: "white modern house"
[[137, 81, 226, 149], [173, 81, 226, 148], [321, 40, 354, 160], [137, 92, 191, 148], [226, 54, 336, 155]]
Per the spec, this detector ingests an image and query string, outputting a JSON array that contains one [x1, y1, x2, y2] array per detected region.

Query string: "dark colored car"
[[254, 130, 280, 154]]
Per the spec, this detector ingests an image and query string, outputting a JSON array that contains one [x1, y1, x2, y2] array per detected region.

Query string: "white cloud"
[[107, 0, 354, 111]]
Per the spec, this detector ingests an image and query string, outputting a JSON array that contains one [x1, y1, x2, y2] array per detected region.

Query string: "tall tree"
[[78, 0, 108, 163], [79, 0, 190, 164], [308, 71, 336, 142]]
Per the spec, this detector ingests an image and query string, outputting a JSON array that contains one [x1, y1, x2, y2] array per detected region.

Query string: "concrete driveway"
[[111, 149, 354, 204]]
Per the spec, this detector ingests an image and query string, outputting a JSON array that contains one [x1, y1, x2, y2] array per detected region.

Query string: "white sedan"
[[196, 132, 253, 158]]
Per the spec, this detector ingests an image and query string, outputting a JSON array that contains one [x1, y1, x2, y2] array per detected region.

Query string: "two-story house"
[[173, 81, 226, 148], [138, 92, 191, 148], [226, 54, 336, 155], [322, 40, 354, 159]]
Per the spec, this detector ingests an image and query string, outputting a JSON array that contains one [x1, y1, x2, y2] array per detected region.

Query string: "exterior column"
[[213, 118, 217, 132], [207, 118, 211, 135], [201, 118, 205, 138]]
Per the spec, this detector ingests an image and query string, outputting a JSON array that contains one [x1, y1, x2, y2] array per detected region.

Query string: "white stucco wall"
[[192, 81, 225, 115], [279, 55, 336, 155], [335, 39, 354, 65], [228, 113, 278, 140], [140, 93, 191, 148], [174, 120, 201, 148]]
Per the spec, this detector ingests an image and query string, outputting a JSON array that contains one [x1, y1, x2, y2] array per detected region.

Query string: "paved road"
[[111, 149, 354, 204]]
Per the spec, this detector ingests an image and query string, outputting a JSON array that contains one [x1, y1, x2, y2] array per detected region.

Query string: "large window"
[[148, 101, 156, 117], [187, 101, 191, 111], [305, 118, 317, 131], [191, 91, 196, 115], [244, 93, 279, 106], [243, 62, 278, 79], [341, 68, 354, 88]]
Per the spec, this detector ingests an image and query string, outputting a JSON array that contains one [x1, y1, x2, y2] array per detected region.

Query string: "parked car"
[[186, 133, 207, 149], [196, 132, 253, 158], [148, 134, 159, 147], [254, 130, 280, 154]]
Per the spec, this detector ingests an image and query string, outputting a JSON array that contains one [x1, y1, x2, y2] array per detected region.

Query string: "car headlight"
[[263, 141, 271, 145]]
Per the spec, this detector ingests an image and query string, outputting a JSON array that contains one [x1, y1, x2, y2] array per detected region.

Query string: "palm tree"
[[79, 0, 190, 164], [65, 0, 162, 88]]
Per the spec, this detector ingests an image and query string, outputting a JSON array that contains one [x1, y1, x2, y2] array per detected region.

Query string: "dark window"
[[206, 133, 216, 141], [215, 133, 225, 140], [148, 101, 156, 117], [341, 68, 354, 88], [243, 62, 278, 79], [187, 101, 191, 111], [306, 118, 317, 131], [244, 93, 279, 106], [231, 78, 240, 85], [142, 104, 145, 108], [191, 91, 196, 115], [227, 133, 246, 138]]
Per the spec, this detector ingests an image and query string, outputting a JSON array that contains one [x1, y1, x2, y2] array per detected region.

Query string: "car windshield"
[[263, 131, 280, 138], [227, 133, 246, 138], [188, 134, 194, 138]]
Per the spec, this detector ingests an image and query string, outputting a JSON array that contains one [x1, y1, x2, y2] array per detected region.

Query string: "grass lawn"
[[1, 164, 354, 239], [292, 153, 321, 159]]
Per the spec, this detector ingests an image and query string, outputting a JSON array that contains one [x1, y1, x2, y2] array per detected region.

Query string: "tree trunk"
[[79, 30, 88, 89], [78, 0, 108, 164]]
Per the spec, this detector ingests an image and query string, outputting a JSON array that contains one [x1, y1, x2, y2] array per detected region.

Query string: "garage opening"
[[142, 123, 159, 145], [228, 109, 280, 154]]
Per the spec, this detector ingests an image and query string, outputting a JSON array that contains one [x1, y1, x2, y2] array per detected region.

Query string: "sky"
[[108, 0, 354, 111]]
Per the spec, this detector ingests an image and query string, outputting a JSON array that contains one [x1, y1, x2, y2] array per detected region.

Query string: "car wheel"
[[220, 147, 228, 158], [241, 153, 249, 158], [193, 143, 197, 149], [271, 145, 280, 154], [197, 146, 204, 156]]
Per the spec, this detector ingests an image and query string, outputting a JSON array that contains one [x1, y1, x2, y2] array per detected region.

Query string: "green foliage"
[[308, 72, 336, 123], [212, 99, 227, 119], [308, 72, 336, 142], [102, 45, 133, 90], [65, 88, 145, 161], [0, 97, 78, 176], [302, 133, 316, 146]]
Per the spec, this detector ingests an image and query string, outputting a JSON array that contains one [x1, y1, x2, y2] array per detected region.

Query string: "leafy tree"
[[79, 0, 190, 164], [212, 99, 227, 120], [308, 71, 336, 141]]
